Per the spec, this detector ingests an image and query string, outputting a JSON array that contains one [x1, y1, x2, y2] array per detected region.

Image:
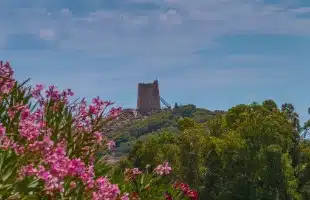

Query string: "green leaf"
[[140, 174, 145, 186]]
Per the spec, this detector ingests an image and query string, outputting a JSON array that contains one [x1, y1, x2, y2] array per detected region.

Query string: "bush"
[[0, 61, 196, 200]]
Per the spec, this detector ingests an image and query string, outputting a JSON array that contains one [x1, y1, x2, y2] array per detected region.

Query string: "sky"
[[0, 0, 309, 122]]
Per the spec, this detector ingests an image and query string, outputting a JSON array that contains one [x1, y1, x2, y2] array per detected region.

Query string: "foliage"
[[128, 100, 310, 200], [113, 104, 221, 156]]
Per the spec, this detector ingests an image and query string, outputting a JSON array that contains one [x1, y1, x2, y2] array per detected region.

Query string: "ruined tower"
[[137, 80, 161, 114]]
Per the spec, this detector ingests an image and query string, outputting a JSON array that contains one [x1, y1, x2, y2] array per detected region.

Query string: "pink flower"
[[0, 61, 15, 94], [18, 106, 45, 141], [154, 162, 172, 176], [121, 193, 130, 200], [124, 168, 142, 182], [37, 166, 51, 181], [7, 104, 26, 119], [132, 168, 142, 176], [0, 136, 11, 150], [70, 181, 77, 189], [0, 123, 5, 137], [1, 81, 14, 94], [80, 166, 95, 189], [93, 131, 103, 144], [45, 85, 61, 101], [67, 158, 86, 176], [109, 107, 122, 118], [32, 84, 44, 99], [12, 143, 25, 155], [107, 140, 116, 150], [92, 177, 120, 200], [44, 177, 64, 194]]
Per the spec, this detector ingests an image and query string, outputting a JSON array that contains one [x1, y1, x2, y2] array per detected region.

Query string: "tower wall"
[[137, 80, 160, 114]]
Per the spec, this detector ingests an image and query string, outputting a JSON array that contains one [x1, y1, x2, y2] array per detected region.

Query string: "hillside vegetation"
[[112, 104, 225, 156], [114, 100, 310, 200]]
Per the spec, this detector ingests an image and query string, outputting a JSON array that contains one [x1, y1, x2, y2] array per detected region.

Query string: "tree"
[[262, 99, 278, 111], [127, 101, 310, 200], [202, 103, 300, 200]]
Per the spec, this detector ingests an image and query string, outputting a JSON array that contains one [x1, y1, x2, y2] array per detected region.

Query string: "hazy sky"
[[0, 0, 309, 122]]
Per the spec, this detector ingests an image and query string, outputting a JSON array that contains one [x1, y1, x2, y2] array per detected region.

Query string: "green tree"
[[177, 119, 207, 188], [262, 99, 278, 112], [201, 103, 300, 200], [127, 101, 310, 200]]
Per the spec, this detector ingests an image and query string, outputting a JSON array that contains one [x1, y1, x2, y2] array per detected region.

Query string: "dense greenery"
[[122, 101, 310, 200], [113, 104, 224, 156]]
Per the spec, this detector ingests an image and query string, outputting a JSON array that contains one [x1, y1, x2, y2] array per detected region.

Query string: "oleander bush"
[[0, 61, 197, 200]]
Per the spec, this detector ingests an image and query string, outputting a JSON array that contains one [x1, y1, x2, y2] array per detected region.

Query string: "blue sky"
[[0, 0, 309, 122]]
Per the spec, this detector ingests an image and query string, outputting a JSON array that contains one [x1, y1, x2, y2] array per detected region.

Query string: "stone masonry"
[[137, 80, 161, 114]]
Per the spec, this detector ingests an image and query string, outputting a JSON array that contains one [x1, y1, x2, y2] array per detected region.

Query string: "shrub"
[[0, 61, 196, 200]]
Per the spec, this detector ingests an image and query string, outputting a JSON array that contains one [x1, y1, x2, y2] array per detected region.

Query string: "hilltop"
[[110, 104, 225, 157]]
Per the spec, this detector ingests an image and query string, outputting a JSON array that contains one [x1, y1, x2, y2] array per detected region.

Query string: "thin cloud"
[[0, 0, 310, 54]]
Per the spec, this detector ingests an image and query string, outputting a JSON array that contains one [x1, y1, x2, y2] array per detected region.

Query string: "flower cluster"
[[0, 61, 127, 199], [124, 168, 143, 182], [154, 161, 172, 176], [18, 144, 116, 196], [164, 182, 199, 200], [5, 99, 123, 198], [0, 61, 15, 95], [173, 182, 198, 200]]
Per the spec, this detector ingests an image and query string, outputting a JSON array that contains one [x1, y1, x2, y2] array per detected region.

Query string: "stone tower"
[[137, 80, 161, 114]]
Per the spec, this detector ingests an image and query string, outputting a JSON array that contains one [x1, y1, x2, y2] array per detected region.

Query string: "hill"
[[110, 104, 225, 157]]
